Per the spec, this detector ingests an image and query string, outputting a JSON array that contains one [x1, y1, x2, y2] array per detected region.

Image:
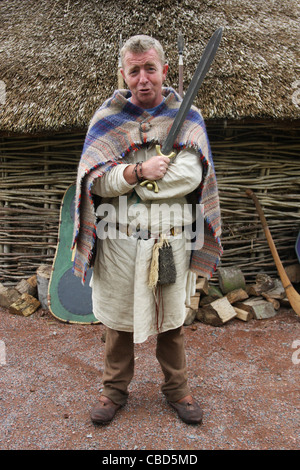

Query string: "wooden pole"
[[177, 32, 184, 98], [117, 34, 124, 89], [246, 189, 300, 317]]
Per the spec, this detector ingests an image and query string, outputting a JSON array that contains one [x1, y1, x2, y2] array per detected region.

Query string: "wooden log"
[[0, 283, 20, 308], [218, 267, 246, 294], [226, 288, 249, 304], [15, 277, 37, 297], [9, 293, 40, 317], [234, 297, 277, 320], [233, 307, 253, 322], [247, 273, 275, 296], [285, 264, 300, 284], [197, 297, 237, 326], [27, 275, 37, 290], [195, 277, 209, 295], [280, 297, 291, 308], [184, 307, 197, 326], [36, 264, 52, 309], [208, 285, 223, 297], [261, 292, 281, 310], [199, 285, 223, 306], [262, 279, 286, 300], [197, 308, 222, 326], [189, 293, 200, 310]]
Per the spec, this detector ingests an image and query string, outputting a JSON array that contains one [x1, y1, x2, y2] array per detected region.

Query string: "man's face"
[[121, 48, 168, 109]]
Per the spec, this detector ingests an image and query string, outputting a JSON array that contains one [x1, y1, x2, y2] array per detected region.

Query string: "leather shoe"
[[168, 395, 203, 424], [90, 395, 121, 424]]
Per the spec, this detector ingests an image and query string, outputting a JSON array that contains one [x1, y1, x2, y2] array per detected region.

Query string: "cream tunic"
[[91, 145, 202, 343]]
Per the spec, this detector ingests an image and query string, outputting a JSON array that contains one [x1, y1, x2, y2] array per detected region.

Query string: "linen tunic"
[[91, 144, 202, 343]]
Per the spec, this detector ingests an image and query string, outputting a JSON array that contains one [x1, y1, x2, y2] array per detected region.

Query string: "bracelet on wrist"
[[133, 162, 144, 183], [138, 161, 143, 180]]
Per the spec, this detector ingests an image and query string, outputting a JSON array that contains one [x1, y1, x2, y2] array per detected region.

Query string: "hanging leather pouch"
[[148, 236, 176, 288]]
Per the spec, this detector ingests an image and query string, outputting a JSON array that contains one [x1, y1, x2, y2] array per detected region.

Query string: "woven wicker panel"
[[0, 121, 299, 284]]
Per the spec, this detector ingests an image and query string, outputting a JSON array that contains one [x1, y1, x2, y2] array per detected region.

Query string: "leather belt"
[[115, 224, 184, 240]]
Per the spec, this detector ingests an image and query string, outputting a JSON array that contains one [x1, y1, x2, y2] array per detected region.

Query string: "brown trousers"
[[102, 326, 190, 405]]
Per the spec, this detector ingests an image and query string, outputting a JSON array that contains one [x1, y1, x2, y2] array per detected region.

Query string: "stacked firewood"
[[0, 264, 52, 316], [185, 266, 299, 327], [1, 262, 299, 324]]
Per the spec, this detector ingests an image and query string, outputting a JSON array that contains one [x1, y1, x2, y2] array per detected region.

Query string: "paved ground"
[[0, 306, 299, 451]]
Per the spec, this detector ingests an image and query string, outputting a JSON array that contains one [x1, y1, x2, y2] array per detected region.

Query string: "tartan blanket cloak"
[[72, 87, 222, 283]]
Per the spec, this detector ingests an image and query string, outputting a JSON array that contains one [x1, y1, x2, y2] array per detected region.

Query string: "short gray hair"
[[120, 35, 166, 67]]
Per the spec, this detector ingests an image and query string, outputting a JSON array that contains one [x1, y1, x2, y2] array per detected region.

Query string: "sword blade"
[[161, 27, 223, 155]]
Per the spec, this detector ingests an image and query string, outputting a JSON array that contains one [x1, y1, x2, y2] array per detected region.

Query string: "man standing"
[[72, 35, 222, 425]]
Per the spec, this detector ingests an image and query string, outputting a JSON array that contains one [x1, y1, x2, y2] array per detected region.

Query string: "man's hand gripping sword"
[[140, 145, 176, 193]]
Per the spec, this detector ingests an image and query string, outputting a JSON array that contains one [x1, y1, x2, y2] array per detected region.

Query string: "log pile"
[[0, 264, 52, 316], [0, 275, 40, 316], [0, 262, 298, 325], [185, 266, 298, 327]]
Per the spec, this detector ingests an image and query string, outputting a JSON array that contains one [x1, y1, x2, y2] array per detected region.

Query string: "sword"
[[140, 27, 223, 192]]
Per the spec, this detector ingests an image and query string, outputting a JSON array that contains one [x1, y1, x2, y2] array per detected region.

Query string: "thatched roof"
[[0, 0, 299, 133]]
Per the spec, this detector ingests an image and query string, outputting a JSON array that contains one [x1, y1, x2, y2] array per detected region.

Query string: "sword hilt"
[[139, 145, 176, 192], [156, 144, 177, 160]]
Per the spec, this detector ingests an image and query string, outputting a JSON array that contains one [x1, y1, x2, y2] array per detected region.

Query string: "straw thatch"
[[0, 0, 299, 133], [0, 0, 299, 285]]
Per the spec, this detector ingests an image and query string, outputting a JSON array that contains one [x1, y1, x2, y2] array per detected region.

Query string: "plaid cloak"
[[72, 87, 222, 283]]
